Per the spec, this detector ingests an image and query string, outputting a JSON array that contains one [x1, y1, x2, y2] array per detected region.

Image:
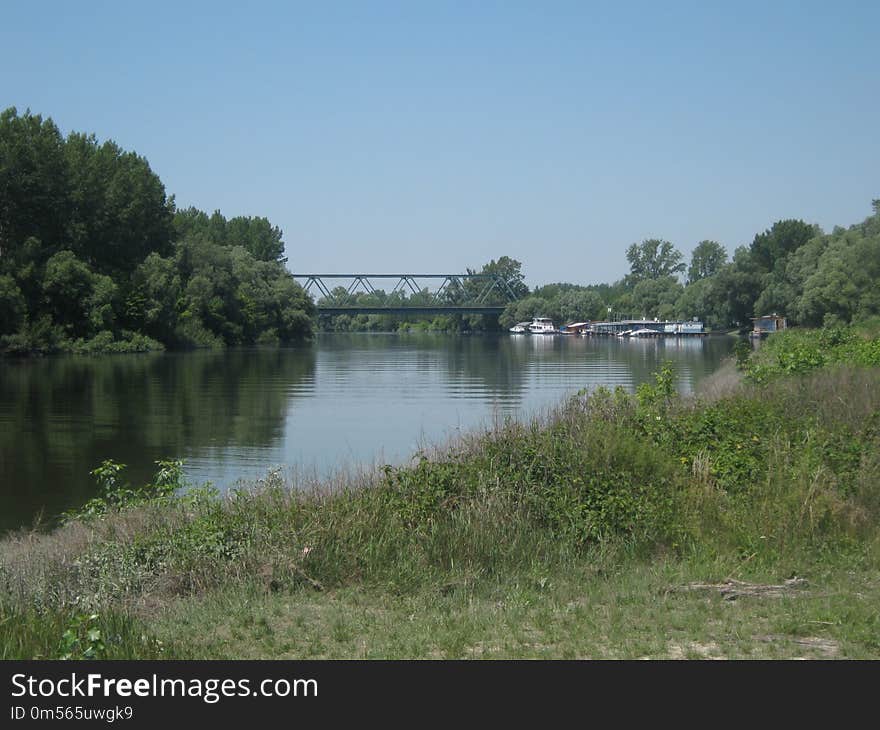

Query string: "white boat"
[[509, 321, 531, 334], [528, 317, 556, 334], [559, 322, 590, 335]]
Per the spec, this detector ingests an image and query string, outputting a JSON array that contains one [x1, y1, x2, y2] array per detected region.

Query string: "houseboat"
[[528, 317, 557, 335], [749, 313, 787, 339]]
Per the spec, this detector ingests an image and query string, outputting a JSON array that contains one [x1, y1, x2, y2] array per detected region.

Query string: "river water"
[[0, 333, 734, 532]]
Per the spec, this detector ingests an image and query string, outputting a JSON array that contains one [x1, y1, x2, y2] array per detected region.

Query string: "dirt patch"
[[667, 641, 722, 660]]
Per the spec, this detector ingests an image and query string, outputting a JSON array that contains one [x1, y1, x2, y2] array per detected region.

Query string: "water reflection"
[[0, 348, 316, 531], [0, 334, 734, 532]]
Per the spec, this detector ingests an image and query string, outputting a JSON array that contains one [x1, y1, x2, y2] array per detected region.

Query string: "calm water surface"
[[0, 333, 734, 532]]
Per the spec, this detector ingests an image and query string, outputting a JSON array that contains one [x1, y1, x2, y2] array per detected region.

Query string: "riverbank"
[[2, 326, 879, 659]]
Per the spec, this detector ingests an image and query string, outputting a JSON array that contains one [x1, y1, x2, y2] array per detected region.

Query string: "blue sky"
[[2, 1, 878, 285]]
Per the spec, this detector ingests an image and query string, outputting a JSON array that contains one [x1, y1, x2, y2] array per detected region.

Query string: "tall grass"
[[0, 603, 178, 660]]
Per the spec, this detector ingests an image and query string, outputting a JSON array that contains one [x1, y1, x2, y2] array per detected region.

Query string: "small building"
[[750, 313, 787, 338]]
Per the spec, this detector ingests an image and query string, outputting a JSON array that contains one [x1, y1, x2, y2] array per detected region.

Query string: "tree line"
[[3, 107, 877, 348], [0, 108, 314, 355], [319, 202, 880, 334], [500, 204, 880, 331]]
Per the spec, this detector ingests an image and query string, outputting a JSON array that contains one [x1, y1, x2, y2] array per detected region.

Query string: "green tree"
[[500, 296, 553, 329], [674, 276, 729, 330], [172, 207, 211, 243], [86, 274, 118, 332], [711, 247, 764, 327], [64, 133, 174, 274], [631, 276, 683, 319], [687, 240, 727, 283], [465, 256, 529, 303], [0, 108, 70, 268], [0, 274, 26, 335], [557, 289, 605, 323], [127, 253, 180, 343], [227, 216, 286, 262], [749, 219, 818, 273], [42, 250, 98, 338], [792, 205, 880, 326], [1, 108, 315, 354], [626, 239, 685, 280]]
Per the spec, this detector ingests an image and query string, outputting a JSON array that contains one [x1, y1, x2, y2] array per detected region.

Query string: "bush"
[[741, 326, 880, 382]]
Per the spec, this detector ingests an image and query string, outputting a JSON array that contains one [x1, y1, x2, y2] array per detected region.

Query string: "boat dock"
[[511, 317, 707, 337], [581, 319, 706, 337]]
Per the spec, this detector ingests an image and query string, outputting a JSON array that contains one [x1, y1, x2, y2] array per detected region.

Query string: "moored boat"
[[528, 317, 556, 334], [559, 322, 590, 335]]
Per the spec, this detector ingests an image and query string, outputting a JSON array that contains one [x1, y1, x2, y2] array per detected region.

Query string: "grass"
[[0, 604, 182, 660], [1, 325, 879, 659], [153, 549, 880, 659]]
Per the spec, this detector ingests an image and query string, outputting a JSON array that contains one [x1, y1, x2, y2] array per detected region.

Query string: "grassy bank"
[[2, 327, 879, 659]]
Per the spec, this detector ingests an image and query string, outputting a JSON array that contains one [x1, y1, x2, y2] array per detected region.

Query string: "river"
[[0, 333, 734, 532]]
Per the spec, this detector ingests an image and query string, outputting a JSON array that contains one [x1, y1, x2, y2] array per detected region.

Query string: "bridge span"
[[292, 273, 518, 315], [316, 305, 507, 316]]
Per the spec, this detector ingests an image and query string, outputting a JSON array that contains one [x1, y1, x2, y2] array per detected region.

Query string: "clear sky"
[[2, 1, 878, 286]]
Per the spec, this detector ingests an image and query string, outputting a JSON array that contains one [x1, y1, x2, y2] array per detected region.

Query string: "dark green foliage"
[[64, 132, 174, 274], [708, 246, 765, 327], [42, 250, 112, 338], [0, 314, 65, 355], [174, 207, 286, 263], [0, 108, 313, 354], [0, 109, 71, 266], [0, 274, 25, 334], [750, 219, 818, 273], [158, 235, 315, 347]]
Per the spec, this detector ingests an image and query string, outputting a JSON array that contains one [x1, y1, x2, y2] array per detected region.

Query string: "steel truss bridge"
[[292, 273, 519, 315]]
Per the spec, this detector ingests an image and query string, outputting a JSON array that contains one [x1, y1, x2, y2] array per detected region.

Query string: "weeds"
[[0, 603, 175, 660], [62, 459, 185, 522]]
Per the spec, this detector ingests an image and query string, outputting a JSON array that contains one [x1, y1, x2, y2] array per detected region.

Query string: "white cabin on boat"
[[528, 317, 556, 334]]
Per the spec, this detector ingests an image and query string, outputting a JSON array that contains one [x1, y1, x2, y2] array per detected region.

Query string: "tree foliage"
[[626, 239, 686, 280], [688, 240, 727, 283], [5, 109, 875, 348], [749, 219, 817, 273], [0, 108, 313, 355]]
